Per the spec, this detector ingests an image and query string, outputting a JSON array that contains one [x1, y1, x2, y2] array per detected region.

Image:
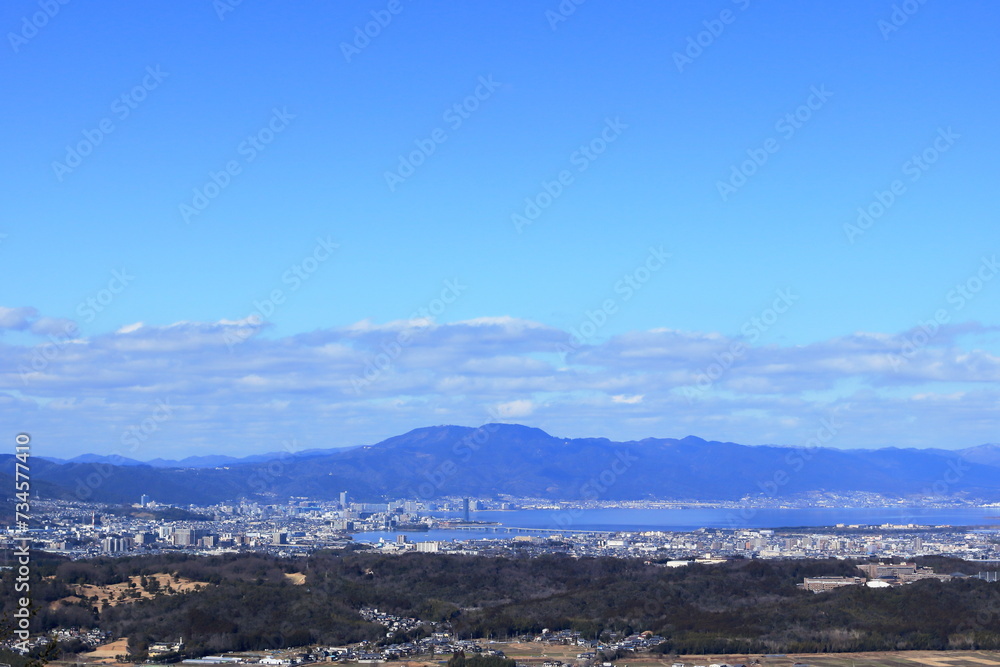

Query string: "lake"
[[351, 506, 1000, 543]]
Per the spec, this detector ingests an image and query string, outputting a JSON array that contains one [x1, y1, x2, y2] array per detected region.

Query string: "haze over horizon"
[[3, 2, 999, 458], [46, 421, 1000, 466]]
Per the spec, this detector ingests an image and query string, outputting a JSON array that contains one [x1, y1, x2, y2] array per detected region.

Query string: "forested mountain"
[[4, 424, 999, 504]]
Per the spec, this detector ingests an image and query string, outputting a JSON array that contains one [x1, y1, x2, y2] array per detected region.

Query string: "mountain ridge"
[[9, 424, 999, 506]]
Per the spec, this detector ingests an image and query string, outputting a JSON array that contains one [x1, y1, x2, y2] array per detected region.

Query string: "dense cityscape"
[[4, 489, 1000, 667], [5, 495, 1000, 563]]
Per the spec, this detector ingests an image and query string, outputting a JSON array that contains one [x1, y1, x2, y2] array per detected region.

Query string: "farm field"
[[485, 644, 1000, 667], [50, 645, 1000, 667], [669, 651, 1000, 667]]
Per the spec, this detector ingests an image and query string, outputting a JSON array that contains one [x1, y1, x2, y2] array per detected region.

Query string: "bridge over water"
[[439, 524, 613, 536]]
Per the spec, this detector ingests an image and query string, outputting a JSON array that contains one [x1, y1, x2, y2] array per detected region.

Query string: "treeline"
[[3, 550, 1000, 656]]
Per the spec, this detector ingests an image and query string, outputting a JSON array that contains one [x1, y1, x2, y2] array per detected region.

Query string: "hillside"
[[3, 424, 999, 504], [3, 551, 1000, 656]]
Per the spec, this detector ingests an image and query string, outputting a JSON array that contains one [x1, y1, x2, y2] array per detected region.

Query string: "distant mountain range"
[[38, 447, 359, 468], [3, 424, 1000, 506]]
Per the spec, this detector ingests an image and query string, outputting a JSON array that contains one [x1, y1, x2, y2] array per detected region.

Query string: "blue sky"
[[2, 1, 998, 458]]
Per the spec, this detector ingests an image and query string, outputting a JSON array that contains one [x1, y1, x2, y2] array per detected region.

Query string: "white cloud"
[[116, 322, 144, 334], [0, 306, 38, 330], [3, 313, 1000, 456], [495, 399, 536, 418]]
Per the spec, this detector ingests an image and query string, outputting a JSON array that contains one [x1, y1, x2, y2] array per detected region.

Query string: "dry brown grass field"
[[75, 637, 129, 663], [47, 572, 211, 609]]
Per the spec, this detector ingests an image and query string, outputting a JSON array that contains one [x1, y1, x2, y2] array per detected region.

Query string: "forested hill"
[[3, 550, 1000, 659], [5, 424, 1000, 503]]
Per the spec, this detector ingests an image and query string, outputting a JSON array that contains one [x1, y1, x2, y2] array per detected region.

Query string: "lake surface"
[[351, 506, 1000, 543]]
